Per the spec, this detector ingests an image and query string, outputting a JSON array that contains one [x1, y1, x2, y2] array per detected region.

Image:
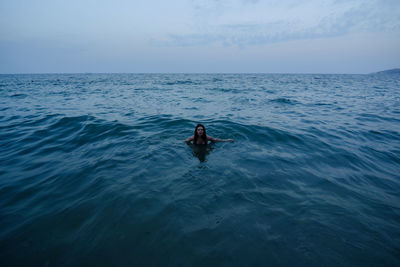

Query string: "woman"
[[185, 124, 234, 145]]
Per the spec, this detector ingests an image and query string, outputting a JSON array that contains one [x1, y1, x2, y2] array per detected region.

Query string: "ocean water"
[[0, 73, 399, 266]]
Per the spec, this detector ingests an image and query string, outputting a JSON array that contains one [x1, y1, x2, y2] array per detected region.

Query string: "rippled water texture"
[[1, 74, 399, 266]]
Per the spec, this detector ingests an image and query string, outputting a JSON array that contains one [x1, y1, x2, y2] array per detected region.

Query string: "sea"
[[0, 73, 399, 266]]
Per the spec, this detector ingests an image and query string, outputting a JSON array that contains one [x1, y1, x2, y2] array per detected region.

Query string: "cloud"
[[162, 0, 400, 47]]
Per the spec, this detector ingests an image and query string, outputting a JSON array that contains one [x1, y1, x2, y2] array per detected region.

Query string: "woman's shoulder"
[[185, 135, 194, 142]]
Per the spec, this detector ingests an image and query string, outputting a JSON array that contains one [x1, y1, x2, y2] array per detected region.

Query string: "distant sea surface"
[[1, 73, 399, 266]]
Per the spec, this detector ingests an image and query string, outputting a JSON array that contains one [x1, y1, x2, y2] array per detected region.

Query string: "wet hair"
[[194, 124, 207, 145]]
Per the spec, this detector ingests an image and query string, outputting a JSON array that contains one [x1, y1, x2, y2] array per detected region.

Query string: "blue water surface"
[[0, 73, 399, 266]]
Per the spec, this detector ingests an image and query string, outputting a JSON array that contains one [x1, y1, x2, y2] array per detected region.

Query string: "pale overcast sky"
[[1, 0, 399, 73]]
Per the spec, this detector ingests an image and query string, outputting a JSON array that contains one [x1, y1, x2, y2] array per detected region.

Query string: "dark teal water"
[[1, 73, 399, 266]]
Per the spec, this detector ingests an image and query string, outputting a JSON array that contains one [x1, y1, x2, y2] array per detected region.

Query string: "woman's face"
[[196, 126, 204, 136]]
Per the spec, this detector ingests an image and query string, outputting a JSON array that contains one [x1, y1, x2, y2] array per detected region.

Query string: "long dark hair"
[[194, 124, 207, 145]]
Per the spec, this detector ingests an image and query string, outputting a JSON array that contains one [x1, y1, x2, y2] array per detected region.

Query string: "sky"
[[0, 0, 399, 74]]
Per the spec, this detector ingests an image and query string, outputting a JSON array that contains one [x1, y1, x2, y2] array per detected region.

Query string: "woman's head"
[[194, 124, 207, 144]]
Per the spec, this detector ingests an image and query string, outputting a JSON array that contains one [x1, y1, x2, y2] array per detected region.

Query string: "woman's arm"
[[184, 136, 194, 143], [207, 135, 234, 142]]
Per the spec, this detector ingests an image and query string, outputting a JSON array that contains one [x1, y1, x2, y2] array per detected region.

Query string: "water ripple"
[[0, 73, 399, 266]]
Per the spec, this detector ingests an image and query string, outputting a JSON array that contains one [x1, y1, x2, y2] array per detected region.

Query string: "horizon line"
[[0, 71, 380, 75]]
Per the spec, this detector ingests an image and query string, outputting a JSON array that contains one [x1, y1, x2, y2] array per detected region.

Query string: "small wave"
[[269, 97, 298, 105], [134, 114, 192, 132], [313, 102, 332, 106], [164, 80, 197, 86], [361, 129, 400, 143], [10, 93, 28, 98], [209, 87, 241, 93], [359, 113, 400, 123]]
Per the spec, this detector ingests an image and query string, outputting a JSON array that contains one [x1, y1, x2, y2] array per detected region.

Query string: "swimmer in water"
[[184, 124, 234, 145]]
